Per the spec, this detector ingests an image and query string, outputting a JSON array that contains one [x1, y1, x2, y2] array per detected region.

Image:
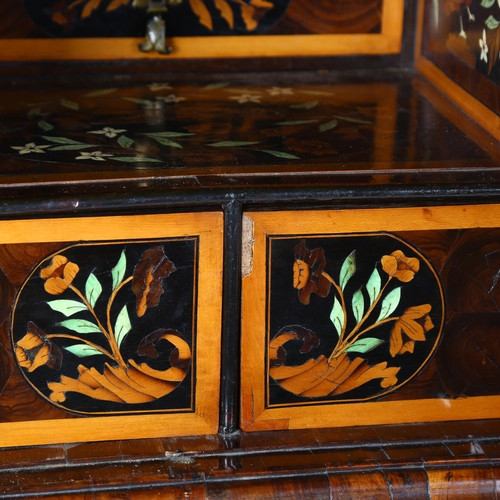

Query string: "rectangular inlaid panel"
[[0, 212, 223, 447], [241, 205, 500, 431], [0, 0, 403, 60]]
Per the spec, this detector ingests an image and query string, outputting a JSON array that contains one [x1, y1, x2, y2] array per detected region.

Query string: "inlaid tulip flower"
[[390, 304, 434, 357], [293, 240, 332, 305], [15, 322, 62, 372], [40, 255, 80, 295], [381, 250, 419, 282]]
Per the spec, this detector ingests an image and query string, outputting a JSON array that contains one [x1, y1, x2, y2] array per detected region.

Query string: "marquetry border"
[[0, 212, 223, 448], [0, 0, 404, 61], [414, 0, 500, 141], [241, 204, 500, 432]]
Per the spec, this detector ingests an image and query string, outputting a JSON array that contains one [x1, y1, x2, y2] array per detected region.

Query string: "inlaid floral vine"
[[11, 240, 195, 414], [437, 0, 500, 82], [268, 235, 445, 404], [4, 82, 375, 168]]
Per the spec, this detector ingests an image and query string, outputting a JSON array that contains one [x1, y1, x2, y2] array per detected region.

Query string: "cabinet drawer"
[[241, 205, 500, 431], [0, 212, 223, 447]]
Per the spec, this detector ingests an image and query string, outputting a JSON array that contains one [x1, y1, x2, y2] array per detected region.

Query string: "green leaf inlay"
[[208, 141, 260, 147], [47, 299, 87, 317], [65, 344, 103, 357], [85, 273, 102, 309], [290, 101, 319, 109], [376, 287, 401, 322], [345, 338, 384, 354], [352, 289, 365, 324], [85, 88, 118, 97], [275, 120, 318, 126], [37, 120, 54, 132], [258, 150, 300, 159], [485, 15, 500, 29], [330, 297, 345, 337], [117, 135, 135, 149], [115, 305, 132, 349], [59, 319, 101, 334], [60, 98, 80, 111], [319, 119, 338, 132], [339, 251, 356, 291], [111, 250, 127, 291], [366, 267, 381, 306]]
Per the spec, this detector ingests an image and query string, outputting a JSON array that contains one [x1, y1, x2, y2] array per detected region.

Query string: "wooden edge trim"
[[250, 396, 500, 431], [241, 204, 500, 431], [0, 212, 223, 448], [0, 413, 217, 448], [0, 0, 403, 61], [415, 0, 500, 140], [416, 57, 500, 141]]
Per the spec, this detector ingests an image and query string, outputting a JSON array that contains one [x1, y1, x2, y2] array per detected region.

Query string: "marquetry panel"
[[0, 0, 403, 60], [241, 204, 500, 431], [0, 212, 223, 447]]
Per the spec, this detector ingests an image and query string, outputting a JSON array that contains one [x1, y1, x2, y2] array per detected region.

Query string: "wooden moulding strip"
[[0, 0, 403, 61], [414, 0, 500, 141], [241, 204, 500, 432], [0, 212, 223, 448]]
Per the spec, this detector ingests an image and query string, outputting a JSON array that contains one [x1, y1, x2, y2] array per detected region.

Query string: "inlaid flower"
[[390, 304, 434, 357], [480, 29, 488, 63], [15, 322, 62, 372], [458, 16, 466, 39], [11, 143, 51, 155], [132, 246, 176, 317], [40, 254, 79, 295], [267, 87, 294, 96], [229, 94, 262, 104], [75, 151, 114, 161], [293, 240, 331, 305], [157, 94, 186, 103], [88, 127, 127, 138], [381, 250, 419, 282], [149, 82, 173, 91]]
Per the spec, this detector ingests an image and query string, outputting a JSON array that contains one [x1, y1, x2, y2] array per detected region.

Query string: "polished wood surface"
[[1, 421, 500, 498], [0, 213, 223, 447], [0, 72, 498, 200]]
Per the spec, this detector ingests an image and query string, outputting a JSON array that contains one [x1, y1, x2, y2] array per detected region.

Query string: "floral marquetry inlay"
[[268, 234, 445, 405], [11, 239, 197, 415]]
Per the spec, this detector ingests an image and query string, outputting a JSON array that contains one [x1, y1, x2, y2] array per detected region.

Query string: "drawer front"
[[0, 212, 223, 447], [241, 205, 500, 431]]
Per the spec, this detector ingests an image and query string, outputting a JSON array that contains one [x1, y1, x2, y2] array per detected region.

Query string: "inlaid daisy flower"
[[11, 143, 51, 154], [75, 151, 114, 161], [88, 127, 127, 138], [148, 83, 173, 91], [267, 87, 294, 96], [229, 94, 262, 104]]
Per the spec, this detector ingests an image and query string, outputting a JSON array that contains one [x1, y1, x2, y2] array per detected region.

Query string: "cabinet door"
[[241, 205, 500, 431], [0, 212, 223, 447]]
